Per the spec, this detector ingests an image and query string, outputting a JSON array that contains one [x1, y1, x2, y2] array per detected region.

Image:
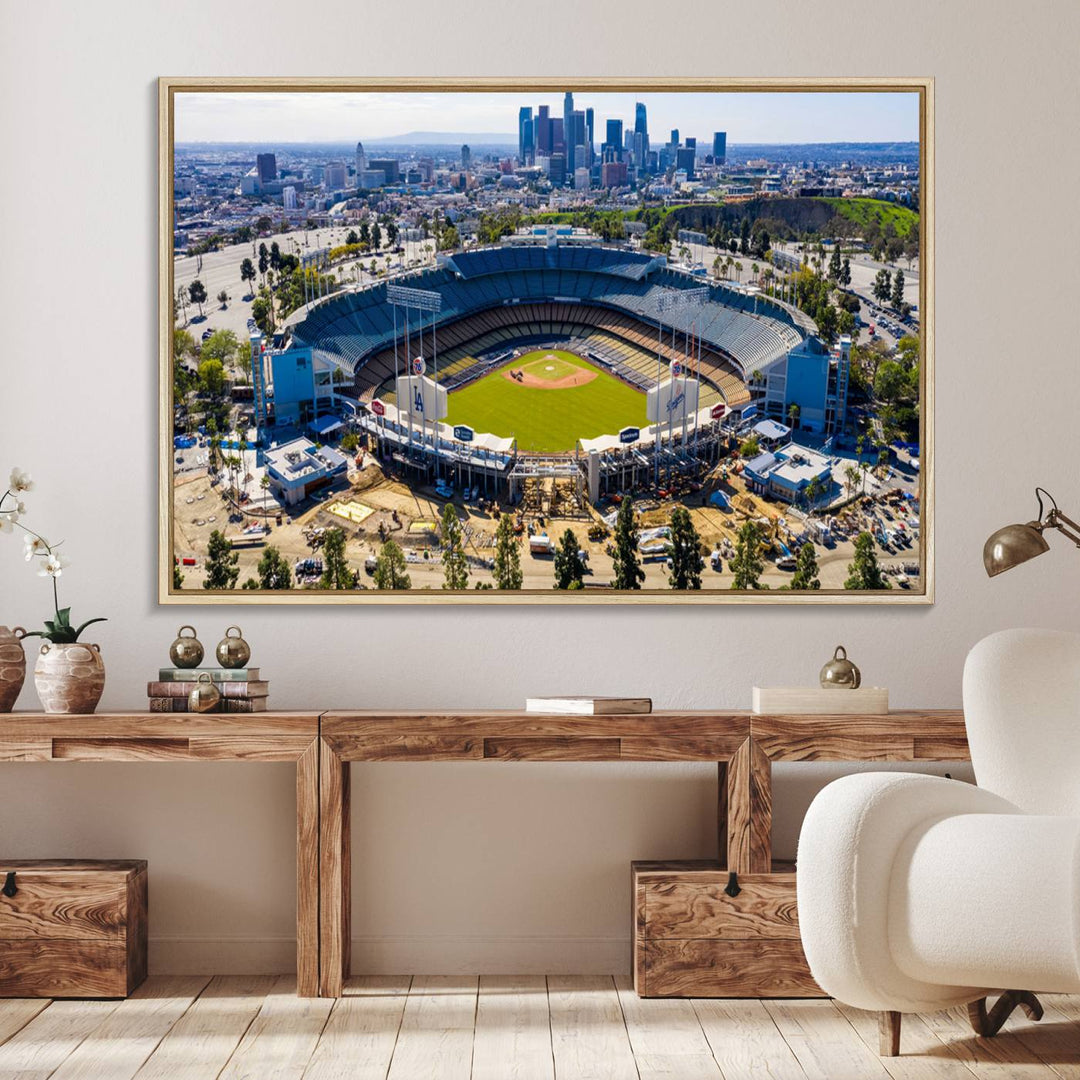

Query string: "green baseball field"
[[444, 350, 648, 453]]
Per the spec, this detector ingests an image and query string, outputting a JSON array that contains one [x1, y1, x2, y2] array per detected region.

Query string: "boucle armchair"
[[797, 628, 1080, 1055]]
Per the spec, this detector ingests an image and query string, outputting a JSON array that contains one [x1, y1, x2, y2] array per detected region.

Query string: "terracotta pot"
[[34, 642, 106, 715], [0, 626, 27, 713]]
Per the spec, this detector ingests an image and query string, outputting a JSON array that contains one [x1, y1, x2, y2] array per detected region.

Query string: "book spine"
[[157, 669, 260, 682], [147, 696, 192, 712], [148, 697, 269, 713], [147, 681, 269, 699], [221, 698, 268, 713]]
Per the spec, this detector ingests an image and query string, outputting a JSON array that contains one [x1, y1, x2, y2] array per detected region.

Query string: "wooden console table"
[[2, 708, 971, 999], [0, 712, 321, 997]]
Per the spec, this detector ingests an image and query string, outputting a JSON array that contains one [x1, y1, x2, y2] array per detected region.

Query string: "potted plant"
[[1, 468, 107, 714]]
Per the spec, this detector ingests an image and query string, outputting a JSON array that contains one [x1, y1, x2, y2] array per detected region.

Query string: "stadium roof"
[[286, 243, 811, 382]]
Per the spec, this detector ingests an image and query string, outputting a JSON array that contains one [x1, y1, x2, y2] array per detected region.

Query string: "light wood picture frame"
[[160, 77, 933, 604]]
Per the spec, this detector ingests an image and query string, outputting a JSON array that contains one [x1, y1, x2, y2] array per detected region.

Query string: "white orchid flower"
[[8, 468, 33, 493], [23, 534, 49, 560], [38, 553, 69, 578], [0, 512, 14, 534]]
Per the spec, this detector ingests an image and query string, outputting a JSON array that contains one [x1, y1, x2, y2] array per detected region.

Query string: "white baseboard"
[[148, 935, 630, 975]]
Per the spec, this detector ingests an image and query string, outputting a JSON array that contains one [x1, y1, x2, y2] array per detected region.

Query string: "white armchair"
[[797, 628, 1080, 1055]]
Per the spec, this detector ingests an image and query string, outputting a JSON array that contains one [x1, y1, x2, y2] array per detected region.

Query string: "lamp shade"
[[983, 522, 1050, 577]]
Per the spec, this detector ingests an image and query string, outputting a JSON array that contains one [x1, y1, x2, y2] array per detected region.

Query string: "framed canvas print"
[[159, 77, 933, 604]]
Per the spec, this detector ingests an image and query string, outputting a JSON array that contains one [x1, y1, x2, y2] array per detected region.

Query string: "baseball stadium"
[[269, 241, 822, 506]]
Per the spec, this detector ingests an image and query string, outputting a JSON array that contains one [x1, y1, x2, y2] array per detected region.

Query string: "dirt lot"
[[174, 451, 920, 593]]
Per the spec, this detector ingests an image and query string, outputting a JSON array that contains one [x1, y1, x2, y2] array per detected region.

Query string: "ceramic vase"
[[34, 642, 106, 714], [0, 626, 27, 712]]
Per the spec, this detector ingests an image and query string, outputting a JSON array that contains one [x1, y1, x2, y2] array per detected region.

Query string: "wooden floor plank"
[[547, 975, 638, 1080], [303, 976, 411, 1080], [133, 974, 277, 1080], [833, 1002, 979, 1079], [48, 976, 211, 1080], [471, 975, 554, 1080], [693, 998, 806, 1080], [0, 998, 121, 1080], [218, 974, 335, 1080], [0, 1001, 50, 1049], [1009, 996, 1080, 1080], [765, 998, 892, 1080], [385, 975, 477, 1080], [614, 974, 721, 1079], [918, 1004, 1056, 1079]]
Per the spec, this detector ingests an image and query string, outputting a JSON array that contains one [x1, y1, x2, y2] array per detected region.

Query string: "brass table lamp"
[[983, 488, 1080, 577]]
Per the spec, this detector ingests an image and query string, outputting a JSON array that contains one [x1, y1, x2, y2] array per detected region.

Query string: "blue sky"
[[175, 91, 920, 144]]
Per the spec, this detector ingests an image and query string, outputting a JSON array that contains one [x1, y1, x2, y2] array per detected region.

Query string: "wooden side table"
[[0, 712, 322, 997]]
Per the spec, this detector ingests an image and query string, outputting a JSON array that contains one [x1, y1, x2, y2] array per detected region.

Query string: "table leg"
[[717, 760, 728, 869], [319, 738, 351, 997], [296, 738, 320, 997], [726, 738, 772, 874]]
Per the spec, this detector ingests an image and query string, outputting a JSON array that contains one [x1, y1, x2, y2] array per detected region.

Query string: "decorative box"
[[632, 860, 821, 998], [0, 859, 148, 997]]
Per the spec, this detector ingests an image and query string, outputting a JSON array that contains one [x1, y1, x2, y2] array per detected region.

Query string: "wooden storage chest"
[[0, 859, 148, 997], [632, 860, 822, 998]]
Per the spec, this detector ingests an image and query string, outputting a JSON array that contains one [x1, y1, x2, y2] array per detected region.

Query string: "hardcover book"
[[147, 696, 268, 713], [525, 696, 652, 716], [157, 668, 261, 681], [147, 681, 269, 699]]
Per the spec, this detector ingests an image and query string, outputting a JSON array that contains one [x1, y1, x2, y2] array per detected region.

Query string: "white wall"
[[2, 0, 1078, 974]]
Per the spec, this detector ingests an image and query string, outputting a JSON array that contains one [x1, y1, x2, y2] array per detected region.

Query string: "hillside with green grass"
[[819, 197, 919, 238]]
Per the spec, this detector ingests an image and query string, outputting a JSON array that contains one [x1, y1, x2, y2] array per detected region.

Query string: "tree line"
[[198, 499, 892, 593]]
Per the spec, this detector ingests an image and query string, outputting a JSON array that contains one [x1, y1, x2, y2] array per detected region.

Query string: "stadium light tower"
[[653, 287, 708, 484], [387, 284, 444, 476]]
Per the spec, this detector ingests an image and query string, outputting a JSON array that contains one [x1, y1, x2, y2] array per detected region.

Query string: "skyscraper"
[[537, 105, 551, 155], [585, 107, 595, 166], [461, 144, 472, 171], [522, 117, 534, 164], [324, 162, 347, 189], [256, 153, 277, 183], [605, 118, 623, 159], [676, 146, 695, 180], [670, 128, 679, 146], [355, 142, 365, 178], [518, 106, 533, 163], [563, 91, 575, 172], [570, 110, 586, 175], [551, 118, 565, 155], [712, 131, 727, 164], [634, 102, 649, 156]]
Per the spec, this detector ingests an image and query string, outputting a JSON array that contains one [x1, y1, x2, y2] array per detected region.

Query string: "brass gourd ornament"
[[215, 626, 251, 669], [188, 672, 221, 713], [820, 645, 862, 689], [169, 625, 204, 669]]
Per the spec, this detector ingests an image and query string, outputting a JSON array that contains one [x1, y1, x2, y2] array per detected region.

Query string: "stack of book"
[[147, 668, 269, 713]]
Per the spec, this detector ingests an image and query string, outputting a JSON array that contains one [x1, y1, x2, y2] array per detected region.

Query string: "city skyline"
[[175, 91, 920, 145]]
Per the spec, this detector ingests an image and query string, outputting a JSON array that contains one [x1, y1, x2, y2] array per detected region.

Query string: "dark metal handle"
[[724, 871, 741, 898], [2, 871, 16, 898]]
